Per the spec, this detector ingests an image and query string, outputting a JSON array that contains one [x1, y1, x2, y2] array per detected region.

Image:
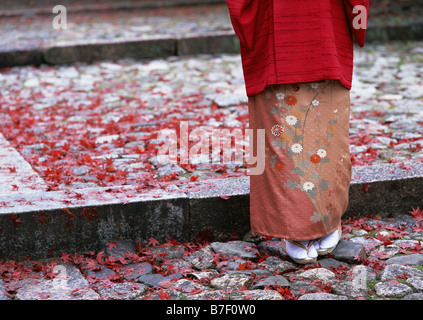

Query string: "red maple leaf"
[[105, 255, 118, 267], [361, 183, 370, 193], [408, 241, 423, 254], [373, 251, 390, 259], [275, 286, 296, 300], [399, 162, 413, 171], [353, 254, 363, 262], [412, 223, 423, 233], [374, 234, 392, 246], [147, 238, 159, 247], [96, 251, 106, 264], [190, 174, 199, 182], [85, 259, 100, 271], [60, 253, 72, 264], [409, 206, 423, 222], [61, 208, 74, 219], [106, 241, 117, 251], [396, 273, 410, 280], [341, 224, 353, 234], [236, 262, 251, 271], [73, 192, 84, 199], [118, 256, 127, 265], [156, 288, 171, 300]]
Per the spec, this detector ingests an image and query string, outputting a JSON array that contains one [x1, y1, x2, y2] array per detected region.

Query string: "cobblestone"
[[0, 214, 422, 300]]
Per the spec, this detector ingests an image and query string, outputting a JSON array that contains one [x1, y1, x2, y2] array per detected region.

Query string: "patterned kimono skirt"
[[248, 80, 352, 241]]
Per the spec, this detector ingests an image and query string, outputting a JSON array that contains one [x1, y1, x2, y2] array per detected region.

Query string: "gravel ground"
[[1, 212, 423, 300]]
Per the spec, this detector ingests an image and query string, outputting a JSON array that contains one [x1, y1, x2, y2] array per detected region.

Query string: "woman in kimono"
[[226, 0, 369, 264]]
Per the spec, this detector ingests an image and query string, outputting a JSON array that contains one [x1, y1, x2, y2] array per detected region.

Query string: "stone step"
[[0, 3, 422, 68], [0, 0, 227, 17], [0, 133, 48, 196], [0, 162, 422, 260]]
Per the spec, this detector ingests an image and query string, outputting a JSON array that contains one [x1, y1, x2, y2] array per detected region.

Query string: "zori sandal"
[[315, 224, 342, 256], [281, 239, 318, 264]]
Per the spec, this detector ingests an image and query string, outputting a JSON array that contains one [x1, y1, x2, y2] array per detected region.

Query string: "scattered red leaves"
[[343, 216, 374, 233], [399, 241, 423, 254], [274, 285, 296, 300], [374, 234, 392, 246]]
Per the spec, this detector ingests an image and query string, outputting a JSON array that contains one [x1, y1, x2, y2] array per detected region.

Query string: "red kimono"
[[226, 0, 369, 96]]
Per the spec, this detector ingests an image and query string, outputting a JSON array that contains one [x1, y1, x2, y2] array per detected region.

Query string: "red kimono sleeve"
[[225, 0, 260, 50]]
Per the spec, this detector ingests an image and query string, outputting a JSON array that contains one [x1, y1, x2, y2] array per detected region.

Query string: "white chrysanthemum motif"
[[303, 182, 315, 191], [333, 109, 338, 113], [271, 124, 284, 136], [312, 100, 319, 107], [291, 143, 303, 153], [276, 92, 285, 100], [285, 115, 297, 126], [317, 148, 327, 158]]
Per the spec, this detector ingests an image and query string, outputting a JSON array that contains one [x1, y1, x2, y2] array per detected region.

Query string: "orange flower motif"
[[274, 162, 284, 171], [327, 124, 336, 135], [310, 154, 321, 164], [285, 95, 297, 106]]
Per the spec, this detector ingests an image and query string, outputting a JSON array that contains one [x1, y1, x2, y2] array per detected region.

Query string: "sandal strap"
[[286, 239, 314, 252]]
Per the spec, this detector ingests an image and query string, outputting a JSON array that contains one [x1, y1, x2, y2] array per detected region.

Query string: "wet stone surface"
[[1, 213, 422, 300]]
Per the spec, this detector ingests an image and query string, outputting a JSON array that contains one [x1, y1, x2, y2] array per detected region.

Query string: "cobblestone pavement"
[[1, 213, 423, 300]]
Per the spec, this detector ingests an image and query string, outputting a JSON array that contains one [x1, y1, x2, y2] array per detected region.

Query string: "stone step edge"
[[0, 163, 422, 260], [0, 31, 238, 68], [0, 0, 226, 17], [1, 23, 423, 68]]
